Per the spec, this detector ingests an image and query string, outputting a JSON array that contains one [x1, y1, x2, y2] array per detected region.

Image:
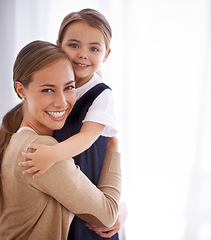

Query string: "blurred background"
[[0, 0, 211, 239]]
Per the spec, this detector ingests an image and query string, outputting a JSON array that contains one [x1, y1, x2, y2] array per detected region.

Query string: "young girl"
[[21, 9, 126, 240]]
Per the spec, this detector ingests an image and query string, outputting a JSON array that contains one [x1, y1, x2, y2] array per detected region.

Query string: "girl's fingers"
[[27, 143, 38, 150], [22, 167, 39, 175], [19, 160, 34, 167], [21, 143, 39, 158], [32, 170, 44, 178], [22, 151, 34, 159]]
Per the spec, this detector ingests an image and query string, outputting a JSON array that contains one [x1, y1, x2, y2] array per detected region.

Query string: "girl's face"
[[16, 59, 76, 136], [60, 21, 110, 88]]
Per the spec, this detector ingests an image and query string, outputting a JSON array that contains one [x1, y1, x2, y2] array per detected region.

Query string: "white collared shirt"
[[76, 73, 117, 137]]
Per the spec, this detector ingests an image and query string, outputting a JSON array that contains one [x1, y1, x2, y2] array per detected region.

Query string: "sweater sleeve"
[[26, 136, 121, 228]]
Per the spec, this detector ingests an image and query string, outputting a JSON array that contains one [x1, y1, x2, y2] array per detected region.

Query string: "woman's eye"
[[70, 43, 79, 48], [65, 85, 75, 91], [42, 89, 53, 93], [90, 47, 99, 52]]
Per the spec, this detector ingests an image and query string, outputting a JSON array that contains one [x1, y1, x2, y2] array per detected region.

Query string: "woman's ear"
[[56, 39, 61, 47], [103, 49, 111, 63], [15, 81, 26, 99]]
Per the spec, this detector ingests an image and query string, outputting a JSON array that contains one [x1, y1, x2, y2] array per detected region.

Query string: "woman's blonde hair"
[[57, 8, 112, 50], [0, 40, 69, 191]]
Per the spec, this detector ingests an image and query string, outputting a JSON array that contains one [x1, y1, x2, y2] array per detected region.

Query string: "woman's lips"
[[46, 110, 67, 120]]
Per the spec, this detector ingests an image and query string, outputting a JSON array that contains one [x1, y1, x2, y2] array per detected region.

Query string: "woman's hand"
[[85, 202, 127, 238]]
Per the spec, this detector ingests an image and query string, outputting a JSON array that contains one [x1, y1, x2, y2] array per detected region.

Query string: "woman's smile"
[[21, 59, 76, 135], [46, 109, 68, 121]]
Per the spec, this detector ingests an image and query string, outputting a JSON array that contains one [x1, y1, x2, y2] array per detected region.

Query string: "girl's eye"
[[69, 43, 79, 49], [42, 89, 53, 93], [90, 47, 99, 52]]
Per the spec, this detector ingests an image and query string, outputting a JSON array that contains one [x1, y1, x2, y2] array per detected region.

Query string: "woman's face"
[[60, 21, 110, 88], [17, 59, 76, 136]]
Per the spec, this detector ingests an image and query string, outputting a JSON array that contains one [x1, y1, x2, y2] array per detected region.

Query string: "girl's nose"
[[78, 48, 88, 59]]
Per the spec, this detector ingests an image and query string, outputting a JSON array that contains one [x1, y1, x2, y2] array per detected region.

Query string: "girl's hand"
[[19, 143, 55, 178], [85, 202, 127, 238]]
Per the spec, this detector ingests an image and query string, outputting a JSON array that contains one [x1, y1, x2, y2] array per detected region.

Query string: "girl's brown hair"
[[57, 8, 112, 50], [0, 40, 69, 190]]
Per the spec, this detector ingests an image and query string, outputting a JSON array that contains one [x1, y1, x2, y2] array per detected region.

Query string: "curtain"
[[0, 0, 211, 239]]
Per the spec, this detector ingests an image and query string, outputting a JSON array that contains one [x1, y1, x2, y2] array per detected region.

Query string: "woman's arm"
[[85, 202, 128, 238], [82, 136, 127, 236], [25, 135, 121, 228]]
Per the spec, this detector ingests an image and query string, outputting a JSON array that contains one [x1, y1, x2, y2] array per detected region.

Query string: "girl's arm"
[[20, 121, 104, 177]]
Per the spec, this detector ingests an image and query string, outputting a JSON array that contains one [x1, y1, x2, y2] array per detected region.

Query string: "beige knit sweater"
[[0, 129, 121, 240]]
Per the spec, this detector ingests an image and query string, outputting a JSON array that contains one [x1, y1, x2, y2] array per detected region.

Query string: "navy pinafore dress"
[[53, 83, 119, 240]]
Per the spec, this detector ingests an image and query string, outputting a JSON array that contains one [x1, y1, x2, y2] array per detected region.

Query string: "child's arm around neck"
[[20, 121, 105, 177], [53, 121, 104, 160]]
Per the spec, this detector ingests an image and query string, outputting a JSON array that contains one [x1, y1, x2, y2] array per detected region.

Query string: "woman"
[[20, 9, 127, 239], [0, 40, 121, 240]]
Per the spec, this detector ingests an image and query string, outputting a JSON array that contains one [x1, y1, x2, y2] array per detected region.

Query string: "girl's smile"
[[60, 21, 110, 88], [72, 62, 91, 70]]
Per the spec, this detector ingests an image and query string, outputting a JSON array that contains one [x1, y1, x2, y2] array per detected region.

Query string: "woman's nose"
[[54, 92, 67, 108]]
